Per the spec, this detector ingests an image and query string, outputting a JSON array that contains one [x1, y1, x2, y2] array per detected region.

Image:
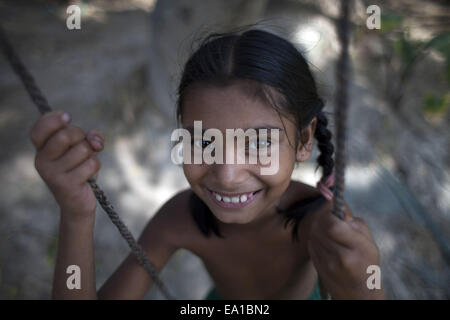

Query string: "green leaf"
[[380, 12, 403, 33], [446, 62, 450, 84], [46, 237, 58, 267], [8, 286, 18, 299], [423, 32, 450, 84], [393, 35, 420, 65], [422, 93, 450, 115], [425, 32, 450, 56]]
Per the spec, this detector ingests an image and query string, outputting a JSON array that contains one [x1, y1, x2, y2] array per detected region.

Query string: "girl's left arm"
[[308, 200, 386, 299]]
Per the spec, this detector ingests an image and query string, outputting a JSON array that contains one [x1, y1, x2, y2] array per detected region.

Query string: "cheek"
[[261, 167, 292, 191], [260, 154, 295, 189], [183, 164, 206, 186], [263, 146, 296, 180]]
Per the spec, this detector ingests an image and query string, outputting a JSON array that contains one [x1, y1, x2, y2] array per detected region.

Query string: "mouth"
[[206, 188, 263, 209]]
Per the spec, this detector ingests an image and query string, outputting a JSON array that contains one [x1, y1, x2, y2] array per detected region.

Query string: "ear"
[[296, 117, 317, 162]]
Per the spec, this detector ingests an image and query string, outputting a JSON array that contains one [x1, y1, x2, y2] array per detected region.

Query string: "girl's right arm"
[[30, 111, 103, 299], [30, 111, 181, 299]]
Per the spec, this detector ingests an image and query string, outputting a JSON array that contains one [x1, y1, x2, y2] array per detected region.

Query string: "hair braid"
[[314, 110, 335, 179]]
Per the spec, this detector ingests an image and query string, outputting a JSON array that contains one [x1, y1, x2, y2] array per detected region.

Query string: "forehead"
[[181, 82, 294, 132]]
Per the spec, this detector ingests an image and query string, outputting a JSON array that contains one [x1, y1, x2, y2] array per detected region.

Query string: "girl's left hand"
[[308, 200, 386, 299]]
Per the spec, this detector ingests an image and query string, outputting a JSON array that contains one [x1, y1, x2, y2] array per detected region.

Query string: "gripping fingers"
[[86, 130, 104, 152], [67, 155, 102, 185], [29, 111, 71, 150], [56, 140, 95, 172], [40, 125, 86, 161]]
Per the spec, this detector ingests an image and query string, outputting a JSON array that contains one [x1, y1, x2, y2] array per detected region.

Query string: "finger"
[[311, 226, 358, 277], [327, 202, 353, 221], [66, 155, 101, 185], [86, 129, 105, 142], [318, 205, 367, 250], [348, 217, 375, 245], [349, 217, 371, 235], [55, 140, 95, 172], [91, 151, 101, 181], [86, 130, 104, 152], [310, 236, 337, 261], [88, 138, 103, 152], [311, 228, 351, 257], [92, 169, 100, 181], [85, 130, 104, 179], [29, 111, 71, 150], [40, 125, 86, 161]]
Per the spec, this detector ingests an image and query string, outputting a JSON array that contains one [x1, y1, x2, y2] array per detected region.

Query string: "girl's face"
[[181, 81, 315, 226]]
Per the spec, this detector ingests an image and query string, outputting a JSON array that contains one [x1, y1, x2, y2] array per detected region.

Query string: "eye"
[[248, 139, 271, 150], [193, 138, 212, 149]]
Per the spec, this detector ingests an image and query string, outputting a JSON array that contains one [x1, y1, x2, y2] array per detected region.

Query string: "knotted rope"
[[0, 25, 174, 300]]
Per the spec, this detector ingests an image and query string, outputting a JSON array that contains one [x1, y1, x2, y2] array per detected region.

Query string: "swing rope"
[[332, 0, 351, 221], [0, 0, 351, 301], [0, 25, 175, 300]]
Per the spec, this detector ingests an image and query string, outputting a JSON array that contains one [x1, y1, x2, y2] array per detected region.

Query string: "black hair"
[[177, 28, 335, 241]]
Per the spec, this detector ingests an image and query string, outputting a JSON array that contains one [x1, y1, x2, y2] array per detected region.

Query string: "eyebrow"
[[184, 126, 284, 134], [246, 126, 284, 132]]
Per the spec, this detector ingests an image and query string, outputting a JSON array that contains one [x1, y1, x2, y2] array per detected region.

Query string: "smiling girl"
[[30, 29, 385, 299]]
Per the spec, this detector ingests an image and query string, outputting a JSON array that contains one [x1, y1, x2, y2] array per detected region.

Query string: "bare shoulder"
[[285, 180, 322, 206], [139, 188, 200, 251], [290, 180, 321, 198], [287, 180, 354, 228]]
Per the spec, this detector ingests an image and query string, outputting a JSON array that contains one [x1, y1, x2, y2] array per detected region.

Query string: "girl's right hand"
[[30, 111, 104, 220]]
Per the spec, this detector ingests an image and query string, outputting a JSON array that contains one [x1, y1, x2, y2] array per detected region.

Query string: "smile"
[[207, 188, 262, 209]]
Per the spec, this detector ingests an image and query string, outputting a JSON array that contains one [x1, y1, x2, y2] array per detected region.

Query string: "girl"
[[30, 29, 385, 299]]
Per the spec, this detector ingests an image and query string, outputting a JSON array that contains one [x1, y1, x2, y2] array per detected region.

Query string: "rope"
[[0, 25, 174, 300], [316, 0, 352, 301], [332, 0, 352, 221]]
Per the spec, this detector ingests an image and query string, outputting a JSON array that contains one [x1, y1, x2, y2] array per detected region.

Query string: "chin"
[[212, 209, 256, 225], [213, 200, 271, 225]]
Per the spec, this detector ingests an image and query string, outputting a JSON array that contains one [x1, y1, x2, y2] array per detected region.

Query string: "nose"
[[210, 163, 249, 190]]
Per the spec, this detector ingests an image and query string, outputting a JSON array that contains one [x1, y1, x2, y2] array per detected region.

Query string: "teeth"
[[213, 191, 252, 204]]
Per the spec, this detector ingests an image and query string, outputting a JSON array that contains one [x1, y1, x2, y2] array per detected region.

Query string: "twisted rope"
[[332, 0, 352, 221], [315, 0, 352, 301], [0, 25, 174, 300]]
